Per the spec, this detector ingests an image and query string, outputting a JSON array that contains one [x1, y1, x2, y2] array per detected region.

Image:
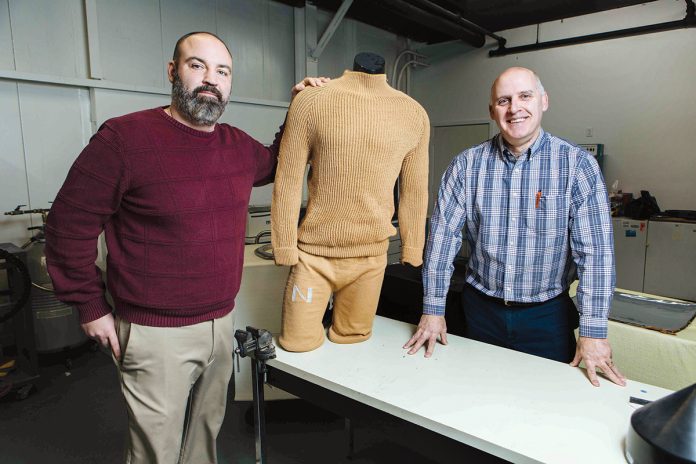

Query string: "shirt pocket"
[[525, 193, 568, 244]]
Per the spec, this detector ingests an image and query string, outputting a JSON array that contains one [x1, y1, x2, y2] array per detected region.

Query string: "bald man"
[[45, 31, 327, 463], [404, 67, 625, 388]]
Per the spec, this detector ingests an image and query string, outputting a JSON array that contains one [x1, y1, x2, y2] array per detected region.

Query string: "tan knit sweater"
[[271, 70, 429, 266]]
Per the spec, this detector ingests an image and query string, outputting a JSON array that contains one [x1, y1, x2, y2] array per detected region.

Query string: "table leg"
[[345, 417, 355, 459], [252, 359, 268, 464]]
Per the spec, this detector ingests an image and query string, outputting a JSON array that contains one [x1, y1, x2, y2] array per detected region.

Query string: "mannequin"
[[272, 55, 429, 352]]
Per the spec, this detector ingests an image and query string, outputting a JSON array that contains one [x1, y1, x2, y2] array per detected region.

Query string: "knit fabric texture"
[[271, 70, 429, 266], [44, 107, 281, 327]]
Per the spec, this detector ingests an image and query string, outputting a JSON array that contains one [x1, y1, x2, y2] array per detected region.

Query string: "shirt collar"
[[497, 128, 548, 162]]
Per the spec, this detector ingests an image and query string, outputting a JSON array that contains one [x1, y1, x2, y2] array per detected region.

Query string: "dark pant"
[[460, 284, 579, 363]]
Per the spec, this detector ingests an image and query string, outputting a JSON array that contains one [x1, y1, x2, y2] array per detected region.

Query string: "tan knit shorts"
[[278, 249, 388, 352]]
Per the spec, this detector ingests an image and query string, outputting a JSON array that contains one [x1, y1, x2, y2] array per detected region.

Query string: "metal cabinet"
[[643, 219, 696, 302], [612, 218, 648, 292]]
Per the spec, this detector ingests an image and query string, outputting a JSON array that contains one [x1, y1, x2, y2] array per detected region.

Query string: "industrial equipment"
[[4, 206, 87, 354], [643, 216, 696, 302], [612, 217, 648, 292], [626, 382, 696, 464], [246, 206, 272, 244], [0, 243, 39, 399], [578, 143, 604, 171]]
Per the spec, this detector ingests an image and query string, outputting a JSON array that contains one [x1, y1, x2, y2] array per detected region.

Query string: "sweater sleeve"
[[271, 93, 314, 266], [398, 110, 430, 266], [44, 123, 129, 324], [253, 123, 285, 187]]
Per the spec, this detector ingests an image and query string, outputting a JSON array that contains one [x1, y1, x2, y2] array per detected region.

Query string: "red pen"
[[535, 190, 542, 209]]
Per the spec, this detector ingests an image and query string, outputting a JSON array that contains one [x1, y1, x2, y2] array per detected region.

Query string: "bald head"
[[490, 67, 545, 106], [173, 31, 232, 64]]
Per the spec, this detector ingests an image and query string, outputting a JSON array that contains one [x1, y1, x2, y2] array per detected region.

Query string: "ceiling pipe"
[[405, 0, 506, 49], [490, 0, 695, 57], [380, 0, 486, 47]]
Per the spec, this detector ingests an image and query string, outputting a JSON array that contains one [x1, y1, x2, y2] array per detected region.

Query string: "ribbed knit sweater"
[[44, 107, 281, 327], [271, 70, 429, 266]]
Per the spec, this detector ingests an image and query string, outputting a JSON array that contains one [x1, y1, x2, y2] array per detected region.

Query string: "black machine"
[[626, 382, 696, 464], [0, 243, 39, 400], [4, 206, 86, 354]]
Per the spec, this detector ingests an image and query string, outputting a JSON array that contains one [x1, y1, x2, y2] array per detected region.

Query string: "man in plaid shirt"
[[404, 67, 625, 387]]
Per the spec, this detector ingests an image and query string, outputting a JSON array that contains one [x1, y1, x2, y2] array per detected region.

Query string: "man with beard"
[[44, 32, 327, 463]]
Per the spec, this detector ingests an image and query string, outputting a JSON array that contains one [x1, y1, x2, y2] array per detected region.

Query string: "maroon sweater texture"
[[45, 107, 281, 327]]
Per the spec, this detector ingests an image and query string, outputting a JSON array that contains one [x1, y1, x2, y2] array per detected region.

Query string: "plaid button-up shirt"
[[423, 129, 615, 338]]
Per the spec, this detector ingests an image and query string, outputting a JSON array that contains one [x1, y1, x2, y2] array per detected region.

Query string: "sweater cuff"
[[76, 297, 113, 324], [401, 246, 423, 267], [273, 247, 299, 266]]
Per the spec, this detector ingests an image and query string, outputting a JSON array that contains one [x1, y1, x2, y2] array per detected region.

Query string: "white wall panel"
[[218, 0, 267, 100], [92, 88, 170, 127], [0, 0, 14, 70], [8, 0, 88, 78], [0, 81, 32, 245], [96, 0, 163, 88], [18, 84, 91, 208], [217, 0, 294, 101], [316, 8, 352, 79], [265, 1, 295, 101], [412, 0, 696, 210], [160, 0, 217, 86]]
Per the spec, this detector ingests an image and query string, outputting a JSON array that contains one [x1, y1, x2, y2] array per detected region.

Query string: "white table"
[[252, 316, 672, 464]]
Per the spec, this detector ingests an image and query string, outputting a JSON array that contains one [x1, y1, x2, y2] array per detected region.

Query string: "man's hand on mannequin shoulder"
[[291, 77, 331, 99], [82, 313, 121, 360], [570, 336, 626, 387], [403, 314, 448, 358]]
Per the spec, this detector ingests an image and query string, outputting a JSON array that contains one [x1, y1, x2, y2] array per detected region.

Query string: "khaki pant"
[[113, 311, 234, 464], [279, 250, 387, 352]]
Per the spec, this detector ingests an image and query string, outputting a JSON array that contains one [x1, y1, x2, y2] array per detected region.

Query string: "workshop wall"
[[0, 0, 406, 247], [412, 0, 696, 210]]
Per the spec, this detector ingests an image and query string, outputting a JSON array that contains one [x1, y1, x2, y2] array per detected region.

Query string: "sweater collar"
[[338, 70, 392, 95], [157, 106, 219, 138]]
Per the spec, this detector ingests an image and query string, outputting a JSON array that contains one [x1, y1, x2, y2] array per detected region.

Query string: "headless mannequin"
[[353, 52, 385, 74], [272, 51, 429, 352]]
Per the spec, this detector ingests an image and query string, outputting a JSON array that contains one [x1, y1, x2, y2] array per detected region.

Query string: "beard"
[[170, 70, 228, 126]]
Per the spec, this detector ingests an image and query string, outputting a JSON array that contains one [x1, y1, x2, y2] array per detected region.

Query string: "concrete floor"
[[0, 344, 505, 463]]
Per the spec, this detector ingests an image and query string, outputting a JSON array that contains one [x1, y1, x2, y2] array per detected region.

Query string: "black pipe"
[[490, 2, 696, 57], [380, 0, 486, 47], [405, 0, 506, 47]]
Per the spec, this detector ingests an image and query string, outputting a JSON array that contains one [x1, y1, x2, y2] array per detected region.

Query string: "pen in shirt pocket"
[[535, 190, 542, 209]]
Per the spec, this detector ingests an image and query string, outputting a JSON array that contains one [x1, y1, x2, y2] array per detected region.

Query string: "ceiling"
[[275, 0, 659, 45]]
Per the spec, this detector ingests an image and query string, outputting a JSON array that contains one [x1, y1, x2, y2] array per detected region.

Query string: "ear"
[[488, 103, 494, 120], [167, 61, 176, 84], [541, 92, 549, 112]]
